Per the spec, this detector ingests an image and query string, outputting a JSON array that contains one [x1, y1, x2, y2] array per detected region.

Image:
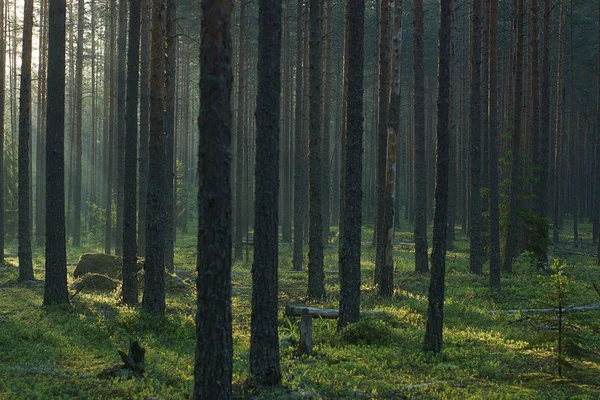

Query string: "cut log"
[[285, 305, 386, 319], [488, 304, 600, 315], [299, 308, 313, 355]]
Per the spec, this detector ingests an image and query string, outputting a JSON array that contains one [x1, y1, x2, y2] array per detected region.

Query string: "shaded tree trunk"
[[552, 0, 565, 245], [35, 0, 47, 247], [138, 0, 151, 255], [250, 0, 282, 385], [338, 0, 364, 330], [164, 0, 176, 272], [18, 0, 34, 281], [194, 0, 234, 397], [72, 0, 84, 247], [307, 0, 325, 300], [122, 0, 141, 306], [44, 0, 69, 305], [0, 0, 5, 263], [424, 0, 451, 354]]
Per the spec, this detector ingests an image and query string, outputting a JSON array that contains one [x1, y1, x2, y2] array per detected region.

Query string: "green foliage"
[[339, 317, 400, 346]]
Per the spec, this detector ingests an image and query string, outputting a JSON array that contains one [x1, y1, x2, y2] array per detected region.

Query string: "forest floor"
[[1, 221, 600, 399]]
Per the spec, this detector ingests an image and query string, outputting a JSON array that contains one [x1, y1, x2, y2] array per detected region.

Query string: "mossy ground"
[[1, 220, 599, 399]]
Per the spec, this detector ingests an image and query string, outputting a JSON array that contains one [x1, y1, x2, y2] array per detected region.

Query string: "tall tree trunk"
[[72, 0, 84, 247], [90, 0, 97, 212], [469, 0, 483, 275], [374, 0, 390, 289], [488, 0, 500, 289], [194, 0, 233, 397], [36, 0, 47, 247], [164, 0, 176, 272], [338, 0, 364, 330], [446, 0, 457, 250], [143, 0, 167, 315], [122, 0, 141, 306], [552, 0, 565, 245], [138, 0, 151, 255], [18, 0, 34, 281], [250, 0, 282, 385], [502, 0, 525, 273], [44, 0, 69, 305], [320, 0, 333, 245], [424, 0, 451, 354], [539, 0, 551, 249], [595, 3, 600, 249], [413, 0, 428, 273], [234, 0, 246, 262], [307, 0, 325, 300], [0, 0, 5, 263], [104, 0, 116, 254]]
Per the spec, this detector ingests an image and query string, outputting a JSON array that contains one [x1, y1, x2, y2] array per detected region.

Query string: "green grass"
[[1, 220, 600, 399]]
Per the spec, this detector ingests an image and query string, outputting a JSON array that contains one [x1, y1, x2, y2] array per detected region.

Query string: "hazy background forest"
[[1, 0, 600, 398]]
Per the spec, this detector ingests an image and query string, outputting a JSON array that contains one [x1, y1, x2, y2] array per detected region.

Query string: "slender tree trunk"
[[44, 0, 69, 305], [143, 0, 167, 315], [164, 0, 176, 272], [446, 0, 457, 250], [0, 0, 5, 263], [138, 0, 151, 255], [250, 0, 282, 385], [122, 0, 141, 306], [413, 0, 428, 273], [90, 0, 97, 212], [234, 0, 246, 262], [539, 0, 551, 249], [374, 0, 390, 289], [320, 0, 333, 245], [488, 0, 500, 289], [307, 0, 325, 300], [71, 0, 84, 247], [502, 0, 525, 273], [595, 3, 600, 249], [338, 0, 364, 330], [18, 0, 34, 281], [424, 0, 451, 353], [36, 0, 47, 247], [553, 0, 565, 245], [194, 0, 233, 397], [104, 0, 116, 254]]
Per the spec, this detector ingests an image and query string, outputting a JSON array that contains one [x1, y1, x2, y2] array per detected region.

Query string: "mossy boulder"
[[73, 253, 143, 280], [71, 273, 120, 292]]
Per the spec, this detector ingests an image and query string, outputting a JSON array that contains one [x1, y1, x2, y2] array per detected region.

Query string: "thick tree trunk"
[[143, 0, 167, 315], [122, 0, 141, 306], [44, 0, 69, 305], [250, 0, 282, 385], [413, 0, 428, 273], [307, 0, 325, 300], [424, 0, 451, 353], [18, 0, 34, 281], [195, 1, 234, 398], [338, 0, 364, 330]]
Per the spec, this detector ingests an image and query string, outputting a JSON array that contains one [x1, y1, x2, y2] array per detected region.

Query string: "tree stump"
[[300, 308, 313, 355]]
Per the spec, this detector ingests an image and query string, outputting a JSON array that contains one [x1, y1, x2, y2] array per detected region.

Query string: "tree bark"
[[35, 0, 47, 247], [250, 0, 282, 385], [0, 0, 5, 263], [18, 0, 34, 281], [122, 0, 141, 306], [194, 0, 233, 398], [138, 0, 151, 255], [71, 0, 84, 247], [44, 0, 69, 305], [552, 0, 565, 245], [413, 0, 428, 273], [338, 0, 364, 329], [307, 0, 325, 300], [424, 0, 451, 353]]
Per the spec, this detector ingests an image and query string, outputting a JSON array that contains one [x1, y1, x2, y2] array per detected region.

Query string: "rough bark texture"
[[44, 0, 69, 305], [164, 0, 177, 272], [250, 0, 282, 385], [374, 0, 390, 291], [469, 0, 483, 275], [502, 0, 525, 273], [194, 0, 233, 398], [0, 0, 5, 264], [143, 0, 167, 315], [35, 0, 47, 247], [72, 0, 84, 247], [488, 0, 500, 289], [292, 0, 305, 272], [413, 0, 428, 273], [18, 0, 34, 281], [338, 0, 364, 330], [234, 0, 246, 262], [122, 0, 141, 305], [424, 0, 451, 353], [553, 0, 565, 245], [596, 3, 600, 251], [446, 0, 457, 251], [138, 0, 151, 256], [307, 0, 325, 300]]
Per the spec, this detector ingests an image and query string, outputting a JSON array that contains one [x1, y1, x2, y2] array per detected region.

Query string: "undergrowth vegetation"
[[1, 221, 600, 399]]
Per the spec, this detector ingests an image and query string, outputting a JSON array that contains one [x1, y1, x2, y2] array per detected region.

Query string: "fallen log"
[[488, 304, 600, 315], [285, 305, 386, 319], [553, 248, 597, 257]]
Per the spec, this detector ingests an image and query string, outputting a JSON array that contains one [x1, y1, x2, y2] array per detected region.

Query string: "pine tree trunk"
[[539, 0, 552, 248], [122, 0, 141, 306], [35, 0, 47, 248], [250, 0, 282, 385], [143, 0, 166, 315], [446, 0, 457, 250], [71, 0, 84, 247], [44, 0, 69, 305], [0, 0, 5, 263], [413, 0, 428, 273], [18, 0, 34, 281], [553, 0, 565, 245], [234, 0, 246, 262], [281, 0, 292, 244], [424, 0, 451, 353], [502, 0, 525, 273], [320, 0, 333, 245], [138, 0, 151, 255], [104, 0, 116, 255], [195, 0, 233, 397], [338, 0, 364, 330]]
